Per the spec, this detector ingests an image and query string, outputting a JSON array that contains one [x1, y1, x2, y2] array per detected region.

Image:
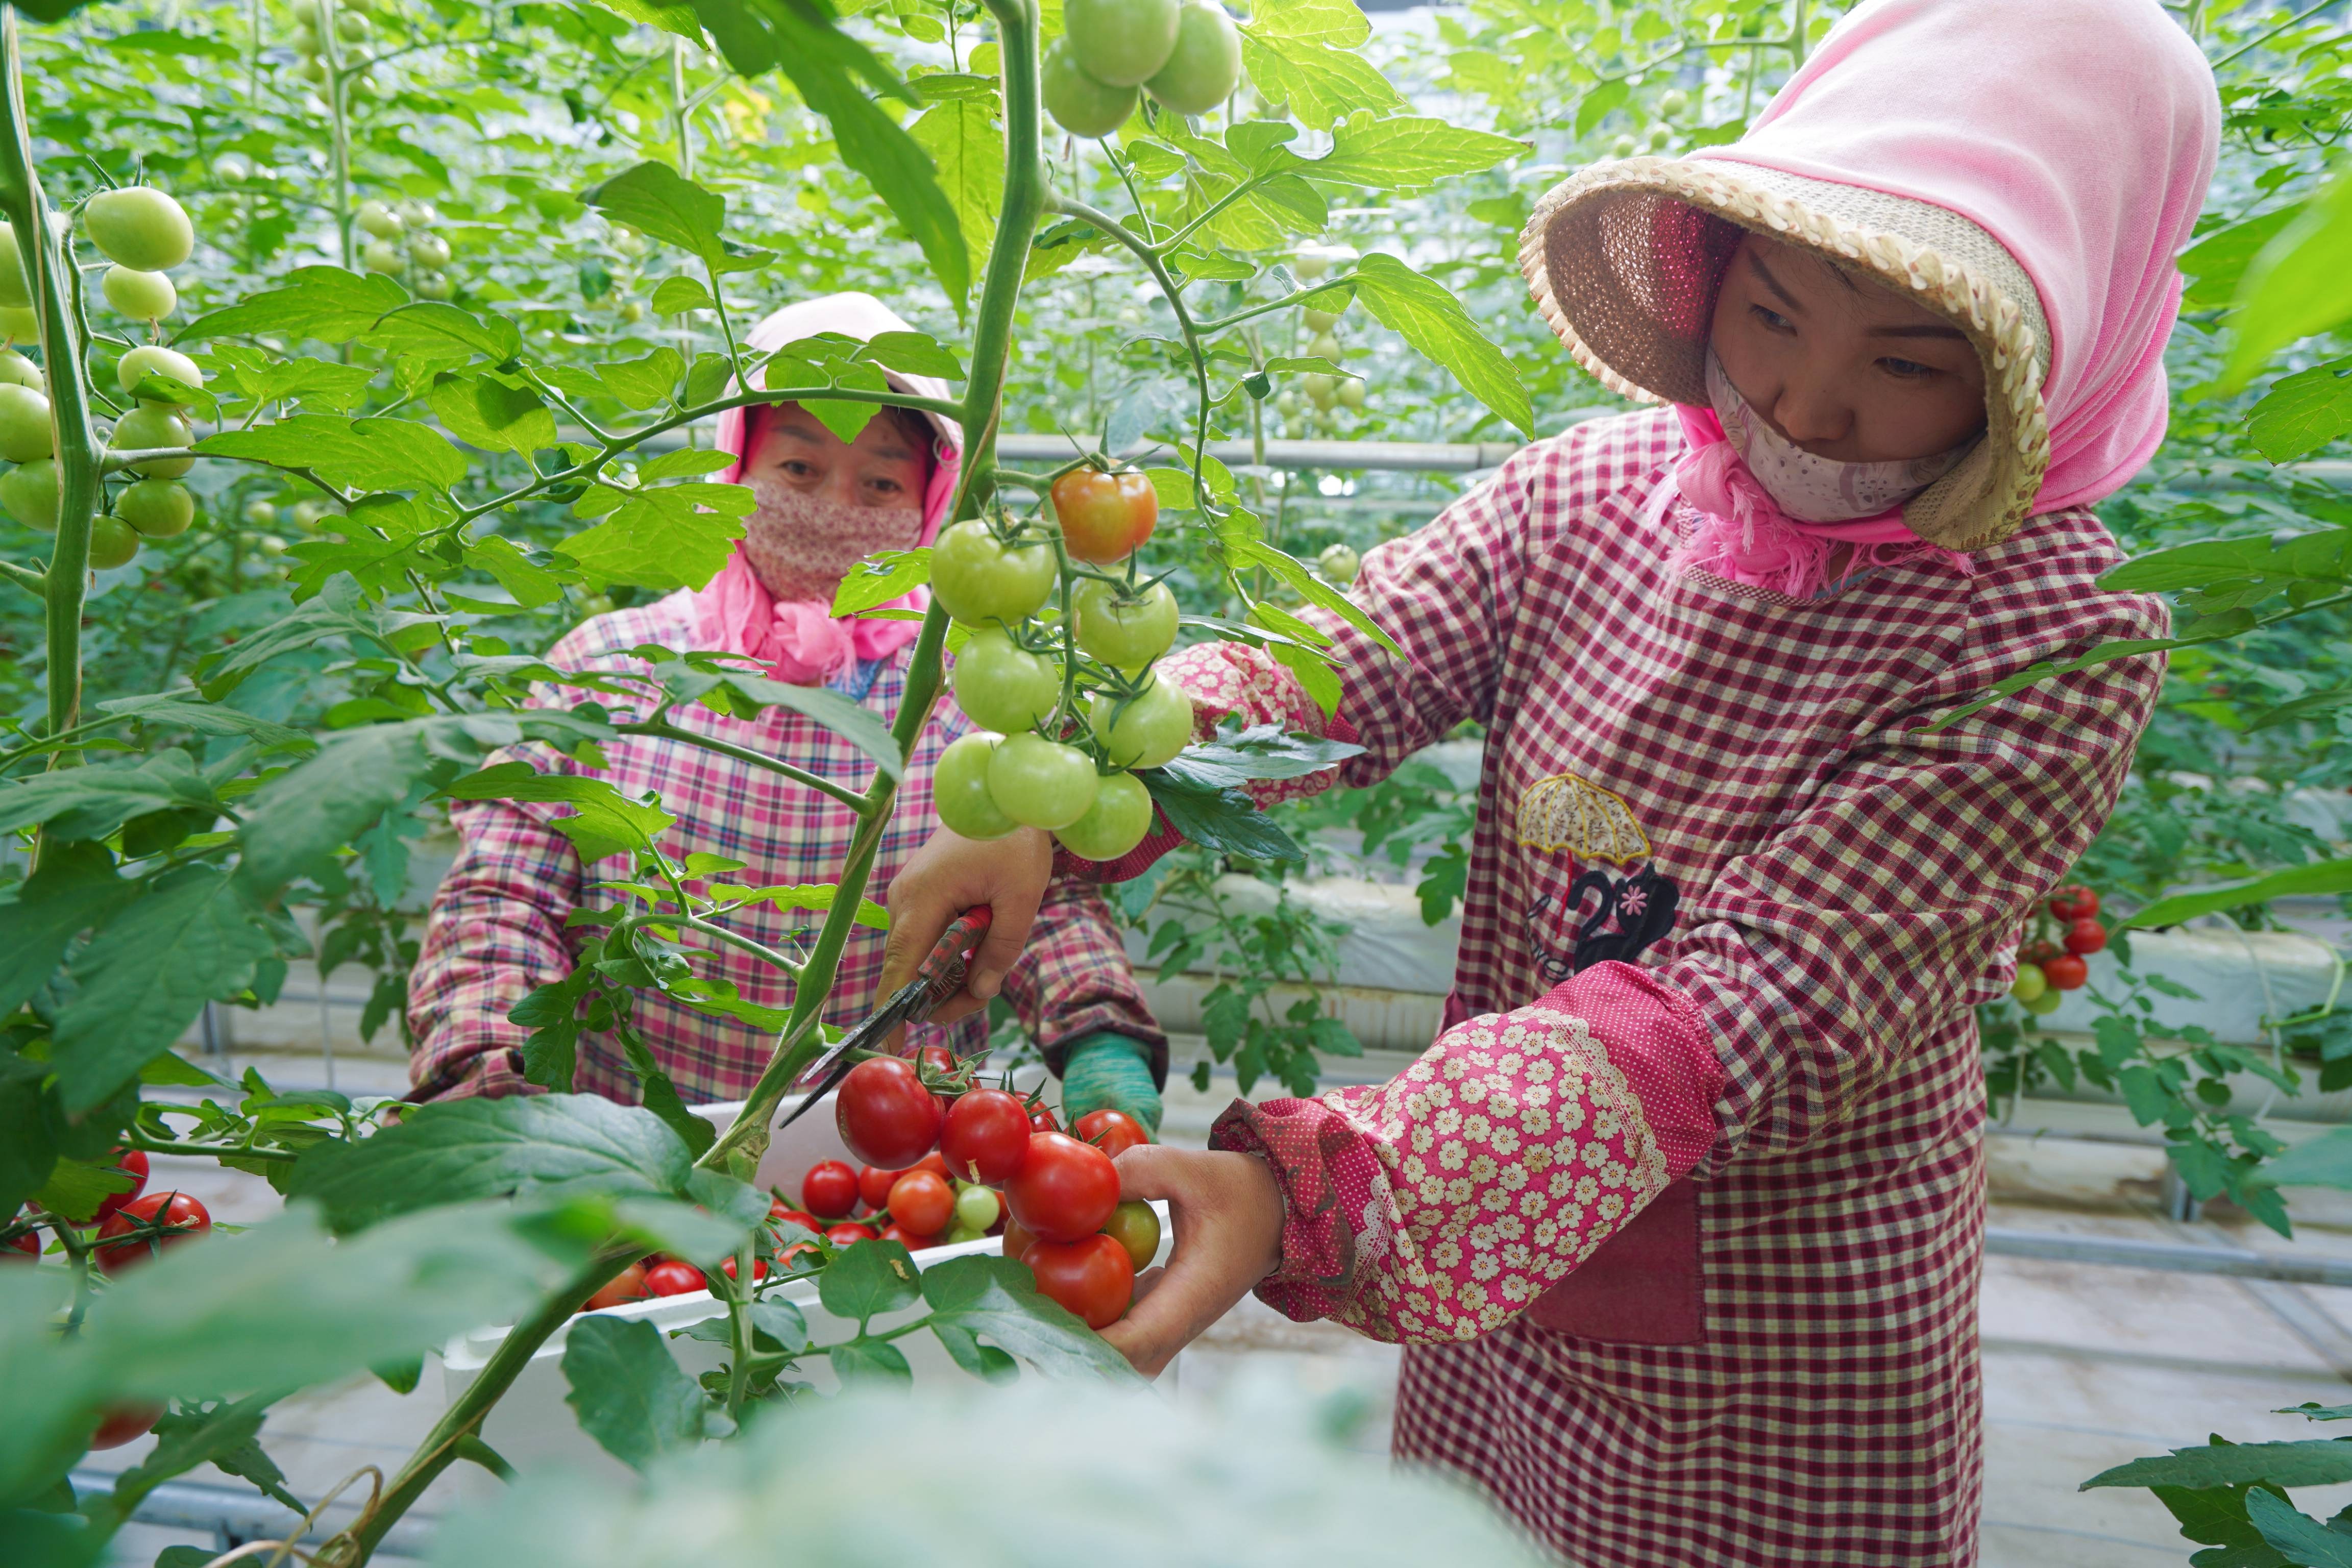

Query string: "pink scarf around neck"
[[1669, 404, 1972, 599]]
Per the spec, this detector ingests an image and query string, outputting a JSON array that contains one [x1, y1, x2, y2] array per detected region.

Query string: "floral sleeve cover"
[[1212, 959, 1723, 1341]]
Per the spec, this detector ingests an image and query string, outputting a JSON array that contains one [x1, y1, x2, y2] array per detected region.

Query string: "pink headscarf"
[[691, 293, 963, 684], [1694, 0, 2219, 518]]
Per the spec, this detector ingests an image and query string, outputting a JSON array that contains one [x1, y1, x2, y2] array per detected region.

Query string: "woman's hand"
[[1100, 1145, 1287, 1379], [880, 824, 1054, 1025]]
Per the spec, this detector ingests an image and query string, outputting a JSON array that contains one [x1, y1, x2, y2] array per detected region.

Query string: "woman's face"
[[1708, 233, 1989, 464], [741, 402, 929, 508]]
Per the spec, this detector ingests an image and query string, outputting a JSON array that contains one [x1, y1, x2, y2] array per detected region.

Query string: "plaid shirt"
[[407, 591, 1164, 1105], [1174, 410, 2164, 1566]]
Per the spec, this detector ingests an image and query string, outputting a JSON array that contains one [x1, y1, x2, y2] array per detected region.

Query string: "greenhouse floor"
[[84, 1046, 2352, 1566]]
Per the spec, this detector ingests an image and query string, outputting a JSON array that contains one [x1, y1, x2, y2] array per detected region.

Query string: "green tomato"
[[241, 497, 279, 527], [255, 533, 288, 557], [1302, 306, 1339, 333], [116, 344, 204, 405], [0, 350, 40, 390], [1657, 87, 1690, 118], [109, 406, 193, 478], [288, 499, 331, 530], [1609, 133, 1639, 158], [87, 513, 140, 571], [396, 199, 440, 230], [954, 1184, 1001, 1232], [944, 1221, 988, 1245], [929, 519, 1058, 627], [298, 56, 329, 83], [102, 266, 177, 322], [1063, 0, 1180, 86], [2021, 987, 2065, 1017], [986, 733, 1099, 830], [1054, 770, 1154, 861], [0, 457, 58, 531], [337, 9, 370, 39], [935, 731, 1019, 841], [360, 238, 405, 275], [1091, 676, 1193, 769], [356, 199, 404, 239], [1274, 389, 1300, 418], [116, 478, 193, 538], [83, 187, 194, 272], [1646, 124, 1674, 152], [1042, 39, 1139, 138], [1309, 331, 1341, 362], [413, 271, 454, 301], [411, 233, 452, 268], [1292, 250, 1329, 282], [1303, 373, 1336, 412], [1144, 1, 1242, 116], [0, 383, 50, 462], [952, 628, 1062, 734], [0, 225, 26, 310], [2010, 963, 2047, 1002], [0, 304, 34, 342], [1318, 543, 1360, 585], [1336, 378, 1365, 411], [1072, 577, 1178, 669], [293, 22, 322, 57], [617, 299, 645, 324]]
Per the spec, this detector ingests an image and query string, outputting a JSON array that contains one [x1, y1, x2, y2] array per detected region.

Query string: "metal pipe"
[[67, 1472, 435, 1560], [1983, 1226, 2352, 1288], [994, 432, 1532, 473]]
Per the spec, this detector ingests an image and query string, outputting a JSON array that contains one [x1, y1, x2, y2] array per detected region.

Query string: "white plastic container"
[[440, 1087, 1168, 1489]]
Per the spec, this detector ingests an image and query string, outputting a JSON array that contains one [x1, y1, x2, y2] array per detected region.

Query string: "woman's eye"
[[869, 477, 903, 495], [1879, 357, 1937, 380], [781, 460, 814, 477], [1748, 303, 1794, 332]]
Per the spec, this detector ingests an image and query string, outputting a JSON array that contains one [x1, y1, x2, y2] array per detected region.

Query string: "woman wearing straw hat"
[[408, 292, 1168, 1140], [886, 0, 2219, 1557]]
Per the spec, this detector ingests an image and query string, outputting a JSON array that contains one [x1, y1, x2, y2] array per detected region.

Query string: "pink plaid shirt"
[[1153, 410, 2164, 1566], [408, 592, 1163, 1105]]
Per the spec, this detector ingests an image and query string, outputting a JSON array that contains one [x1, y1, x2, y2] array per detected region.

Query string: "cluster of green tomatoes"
[[0, 185, 212, 571], [932, 467, 1188, 863], [356, 198, 455, 300], [1041, 0, 1244, 139]]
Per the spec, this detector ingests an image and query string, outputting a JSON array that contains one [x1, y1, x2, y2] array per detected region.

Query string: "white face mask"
[[1705, 350, 1976, 523], [739, 480, 923, 604]]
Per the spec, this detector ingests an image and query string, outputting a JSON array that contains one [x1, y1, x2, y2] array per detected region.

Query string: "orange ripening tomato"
[[1050, 468, 1158, 562], [583, 1261, 649, 1311]]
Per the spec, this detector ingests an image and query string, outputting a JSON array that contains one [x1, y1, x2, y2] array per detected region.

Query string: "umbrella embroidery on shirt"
[[1516, 771, 1652, 864]]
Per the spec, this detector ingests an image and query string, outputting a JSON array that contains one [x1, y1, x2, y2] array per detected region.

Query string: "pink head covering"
[[1695, 0, 2219, 518], [691, 292, 963, 684]]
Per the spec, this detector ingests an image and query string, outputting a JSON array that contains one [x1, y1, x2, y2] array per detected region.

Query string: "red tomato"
[[858, 1164, 904, 1212], [826, 1222, 879, 1246], [1050, 468, 1158, 563], [1007, 1132, 1121, 1244], [95, 1191, 210, 1273], [720, 1255, 769, 1282], [770, 1205, 821, 1235], [5, 1218, 36, 1260], [1074, 1108, 1150, 1159], [777, 1241, 820, 1269], [913, 1151, 950, 1179], [88, 1402, 164, 1451], [888, 1170, 955, 1236], [942, 1088, 1032, 1184], [880, 1221, 940, 1249], [1001, 1215, 1039, 1263], [1024, 1233, 1136, 1329], [642, 1260, 706, 1296], [2043, 953, 2090, 991], [583, 1262, 648, 1311], [2020, 938, 2063, 967], [2048, 885, 2100, 922], [1028, 1102, 1061, 1135], [801, 1160, 860, 1219], [836, 1056, 943, 1169], [917, 1044, 955, 1079], [94, 1148, 150, 1223], [2064, 917, 2108, 955]]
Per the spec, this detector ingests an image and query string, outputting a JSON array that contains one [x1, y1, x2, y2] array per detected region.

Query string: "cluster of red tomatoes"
[[5, 1148, 213, 1454], [2010, 884, 2108, 1014], [829, 1049, 1159, 1329]]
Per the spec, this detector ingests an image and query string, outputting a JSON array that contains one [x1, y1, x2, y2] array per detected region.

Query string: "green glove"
[[1060, 1033, 1163, 1135]]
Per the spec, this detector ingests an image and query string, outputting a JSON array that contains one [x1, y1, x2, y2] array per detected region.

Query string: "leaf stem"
[[616, 719, 867, 810], [1195, 277, 1356, 336]]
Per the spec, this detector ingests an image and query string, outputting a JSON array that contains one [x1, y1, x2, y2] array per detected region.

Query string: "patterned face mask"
[[1704, 351, 1976, 524], [738, 480, 924, 604]]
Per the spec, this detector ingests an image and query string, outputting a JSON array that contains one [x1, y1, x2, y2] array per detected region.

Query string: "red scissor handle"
[[914, 904, 994, 1011]]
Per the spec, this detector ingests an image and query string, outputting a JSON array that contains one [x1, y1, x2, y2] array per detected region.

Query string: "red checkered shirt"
[[1156, 409, 2164, 1566], [407, 591, 1164, 1105]]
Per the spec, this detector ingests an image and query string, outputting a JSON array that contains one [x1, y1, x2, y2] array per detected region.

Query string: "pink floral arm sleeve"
[[1213, 961, 1724, 1342], [405, 797, 587, 1101]]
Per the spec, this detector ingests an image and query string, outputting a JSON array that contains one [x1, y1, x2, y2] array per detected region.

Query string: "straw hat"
[[1520, 156, 2053, 553]]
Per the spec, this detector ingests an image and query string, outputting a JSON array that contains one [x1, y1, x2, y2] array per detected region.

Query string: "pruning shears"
[[769, 905, 994, 1137]]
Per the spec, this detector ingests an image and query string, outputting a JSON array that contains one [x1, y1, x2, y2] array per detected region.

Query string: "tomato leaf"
[[2244, 1488, 2352, 1567], [52, 868, 277, 1114], [2246, 356, 2352, 463], [2085, 1439, 2352, 1492], [859, 330, 964, 379], [554, 481, 752, 592], [365, 302, 523, 364], [2225, 167, 2352, 389], [2124, 858, 2352, 933], [83, 1393, 304, 1537], [234, 722, 445, 896], [816, 1236, 921, 1325], [919, 1255, 1145, 1385], [0, 843, 135, 1019], [827, 1336, 913, 1386], [198, 414, 470, 493], [175, 265, 409, 345], [92, 694, 313, 751], [649, 655, 903, 780], [1349, 253, 1534, 437], [1306, 116, 1524, 193], [285, 1094, 697, 1231], [909, 98, 1003, 303], [579, 160, 772, 278], [1176, 723, 1364, 785], [830, 547, 929, 615], [1138, 763, 1307, 863], [0, 751, 219, 842], [930, 1321, 1019, 1383], [562, 1315, 712, 1473]]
